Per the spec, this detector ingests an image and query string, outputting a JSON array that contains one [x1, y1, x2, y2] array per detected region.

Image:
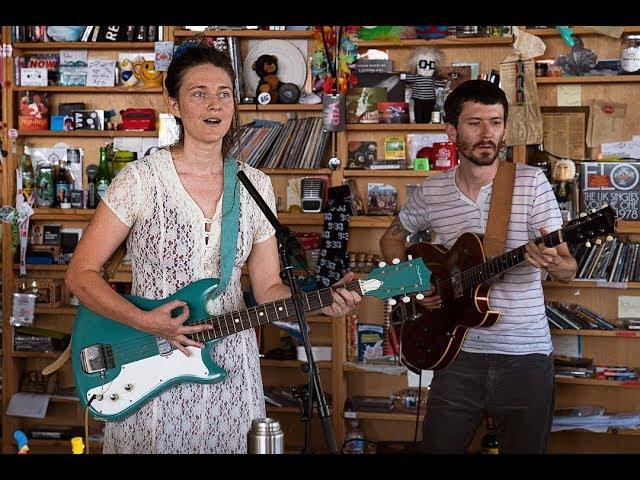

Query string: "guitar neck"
[[188, 280, 363, 343], [465, 229, 565, 288]]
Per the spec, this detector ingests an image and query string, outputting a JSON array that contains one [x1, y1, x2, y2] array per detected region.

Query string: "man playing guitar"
[[380, 80, 578, 453]]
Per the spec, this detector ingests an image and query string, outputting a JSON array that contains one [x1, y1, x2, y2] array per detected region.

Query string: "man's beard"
[[457, 137, 504, 166]]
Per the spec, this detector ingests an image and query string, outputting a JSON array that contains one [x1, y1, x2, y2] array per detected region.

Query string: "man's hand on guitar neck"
[[524, 227, 578, 283]]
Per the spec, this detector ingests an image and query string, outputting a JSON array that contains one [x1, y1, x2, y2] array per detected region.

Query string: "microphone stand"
[[237, 170, 338, 454]]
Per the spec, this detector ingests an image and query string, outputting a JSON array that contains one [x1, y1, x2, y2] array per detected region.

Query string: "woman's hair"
[[164, 38, 240, 158]]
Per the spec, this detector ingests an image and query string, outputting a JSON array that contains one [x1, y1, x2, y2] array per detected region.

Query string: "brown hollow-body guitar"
[[393, 206, 617, 372]]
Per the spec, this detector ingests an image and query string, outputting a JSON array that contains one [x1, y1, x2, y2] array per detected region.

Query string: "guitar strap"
[[43, 158, 241, 376], [482, 160, 516, 259]]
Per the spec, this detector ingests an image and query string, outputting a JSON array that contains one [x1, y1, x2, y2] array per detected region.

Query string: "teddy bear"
[[252, 54, 282, 104]]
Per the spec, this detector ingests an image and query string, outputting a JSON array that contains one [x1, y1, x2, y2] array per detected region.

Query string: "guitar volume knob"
[[124, 384, 133, 392]]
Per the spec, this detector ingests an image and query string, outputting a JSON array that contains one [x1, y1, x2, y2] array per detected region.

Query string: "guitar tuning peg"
[[602, 203, 609, 208], [595, 238, 602, 245], [585, 241, 592, 247], [407, 254, 413, 260], [388, 298, 397, 306], [579, 212, 587, 218], [415, 293, 425, 300], [606, 235, 614, 242], [378, 261, 386, 268], [591, 208, 597, 213], [402, 296, 411, 303], [392, 258, 400, 265]]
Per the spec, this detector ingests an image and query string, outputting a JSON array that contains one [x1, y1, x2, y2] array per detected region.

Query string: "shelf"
[[277, 214, 394, 228], [617, 221, 640, 234], [13, 85, 163, 93], [12, 351, 63, 358], [31, 208, 95, 220], [49, 395, 79, 404], [345, 411, 423, 422], [356, 37, 513, 48], [343, 170, 434, 177], [551, 329, 640, 338], [238, 104, 322, 111], [537, 75, 640, 84], [552, 428, 640, 436], [346, 124, 445, 131], [14, 41, 156, 50], [173, 29, 313, 39], [543, 280, 640, 289], [556, 377, 640, 387], [260, 359, 331, 369], [18, 130, 158, 137], [349, 216, 394, 228], [14, 263, 132, 273], [28, 438, 104, 449], [266, 406, 300, 414], [261, 168, 331, 175], [35, 306, 78, 315], [521, 27, 640, 37], [278, 213, 323, 225]]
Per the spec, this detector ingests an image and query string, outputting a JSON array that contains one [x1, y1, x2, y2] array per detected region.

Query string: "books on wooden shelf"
[[229, 117, 329, 169]]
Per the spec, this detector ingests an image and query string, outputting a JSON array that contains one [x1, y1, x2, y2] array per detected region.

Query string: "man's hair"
[[444, 80, 508, 127]]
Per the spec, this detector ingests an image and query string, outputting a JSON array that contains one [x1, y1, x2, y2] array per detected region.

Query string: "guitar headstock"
[[564, 205, 617, 247], [360, 257, 432, 303]]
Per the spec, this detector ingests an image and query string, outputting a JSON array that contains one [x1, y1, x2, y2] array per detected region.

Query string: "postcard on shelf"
[[347, 141, 377, 169], [154, 42, 174, 71], [20, 68, 48, 87], [86, 59, 116, 87], [346, 87, 387, 124], [367, 183, 397, 216], [18, 91, 50, 131], [383, 137, 406, 160], [59, 50, 88, 87]]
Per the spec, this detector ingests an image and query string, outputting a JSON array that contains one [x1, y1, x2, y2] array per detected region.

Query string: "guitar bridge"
[[80, 344, 114, 374]]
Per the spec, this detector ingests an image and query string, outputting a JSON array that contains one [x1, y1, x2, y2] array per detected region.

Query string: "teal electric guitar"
[[72, 258, 431, 421]]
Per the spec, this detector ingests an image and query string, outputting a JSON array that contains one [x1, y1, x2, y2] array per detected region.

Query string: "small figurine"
[[552, 158, 576, 204], [71, 436, 85, 454], [252, 54, 282, 104], [14, 430, 29, 454], [402, 47, 446, 123]]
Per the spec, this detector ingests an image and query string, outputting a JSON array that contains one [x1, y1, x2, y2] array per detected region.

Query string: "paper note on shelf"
[[6, 392, 51, 418], [551, 334, 582, 358], [407, 369, 434, 388], [557, 85, 582, 107], [619, 296, 640, 319]]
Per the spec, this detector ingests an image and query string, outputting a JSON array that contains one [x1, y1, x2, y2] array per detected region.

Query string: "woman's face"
[[167, 64, 234, 147]]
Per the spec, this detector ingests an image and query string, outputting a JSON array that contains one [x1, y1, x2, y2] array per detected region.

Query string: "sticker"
[[8, 128, 18, 140]]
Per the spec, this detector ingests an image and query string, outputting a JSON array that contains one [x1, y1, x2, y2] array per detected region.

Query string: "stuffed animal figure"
[[402, 47, 446, 123], [252, 54, 282, 104], [120, 58, 138, 87]]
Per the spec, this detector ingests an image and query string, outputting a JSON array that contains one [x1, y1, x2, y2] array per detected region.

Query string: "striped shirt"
[[404, 74, 447, 100], [398, 163, 563, 355]]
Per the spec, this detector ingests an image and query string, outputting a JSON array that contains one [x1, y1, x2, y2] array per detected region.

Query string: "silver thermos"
[[247, 418, 284, 454]]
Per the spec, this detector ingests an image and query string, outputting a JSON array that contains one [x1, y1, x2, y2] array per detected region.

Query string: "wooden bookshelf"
[[238, 104, 322, 111], [343, 170, 435, 177], [18, 130, 158, 138], [172, 29, 313, 39], [617, 221, 640, 234], [555, 377, 640, 387], [13, 85, 163, 93], [346, 411, 423, 422], [12, 351, 63, 358], [261, 168, 331, 175], [31, 208, 95, 220], [551, 329, 640, 338], [537, 75, 640, 84], [356, 37, 513, 48], [34, 307, 77, 315], [14, 41, 156, 50], [260, 359, 331, 369], [520, 27, 640, 37], [543, 280, 640, 289], [347, 124, 445, 131]]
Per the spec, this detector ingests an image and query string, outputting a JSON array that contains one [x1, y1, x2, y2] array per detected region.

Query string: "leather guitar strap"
[[482, 160, 516, 259], [43, 158, 241, 376]]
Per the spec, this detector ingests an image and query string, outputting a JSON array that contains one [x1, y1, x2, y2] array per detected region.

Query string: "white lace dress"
[[100, 148, 275, 453]]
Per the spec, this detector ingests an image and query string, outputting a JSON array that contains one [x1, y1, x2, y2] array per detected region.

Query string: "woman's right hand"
[[139, 300, 213, 356]]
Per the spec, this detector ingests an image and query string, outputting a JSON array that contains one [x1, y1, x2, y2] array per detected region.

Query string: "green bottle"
[[96, 146, 112, 200]]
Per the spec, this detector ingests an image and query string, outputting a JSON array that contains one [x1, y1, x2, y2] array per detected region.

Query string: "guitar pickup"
[[80, 344, 114, 374]]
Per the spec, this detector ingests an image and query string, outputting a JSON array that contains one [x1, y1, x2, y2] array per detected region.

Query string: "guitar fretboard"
[[461, 230, 564, 290], [187, 280, 363, 343]]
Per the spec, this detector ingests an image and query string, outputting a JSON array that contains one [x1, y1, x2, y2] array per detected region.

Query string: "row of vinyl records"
[[546, 303, 617, 330], [229, 117, 330, 169], [571, 238, 640, 282]]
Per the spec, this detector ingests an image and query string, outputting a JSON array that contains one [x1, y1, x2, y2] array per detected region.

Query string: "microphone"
[[237, 170, 310, 272]]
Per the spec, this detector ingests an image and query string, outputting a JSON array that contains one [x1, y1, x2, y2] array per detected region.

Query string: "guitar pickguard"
[[87, 345, 224, 419]]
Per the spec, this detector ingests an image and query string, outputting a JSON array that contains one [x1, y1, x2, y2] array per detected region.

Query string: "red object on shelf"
[[431, 142, 458, 170], [121, 108, 156, 131]]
